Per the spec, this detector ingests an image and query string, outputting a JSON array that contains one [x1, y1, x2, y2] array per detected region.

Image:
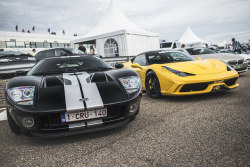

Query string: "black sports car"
[[0, 51, 36, 76], [5, 55, 142, 137], [35, 48, 85, 61]]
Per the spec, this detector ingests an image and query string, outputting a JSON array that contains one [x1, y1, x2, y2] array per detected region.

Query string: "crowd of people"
[[15, 25, 77, 36], [78, 43, 95, 54]]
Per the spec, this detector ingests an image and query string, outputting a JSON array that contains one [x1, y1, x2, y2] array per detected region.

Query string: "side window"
[[55, 49, 67, 56], [45, 50, 55, 58], [133, 54, 146, 66], [173, 43, 177, 49], [35, 51, 45, 61]]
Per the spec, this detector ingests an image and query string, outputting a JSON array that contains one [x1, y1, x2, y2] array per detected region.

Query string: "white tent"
[[178, 26, 207, 47], [72, 0, 159, 57]]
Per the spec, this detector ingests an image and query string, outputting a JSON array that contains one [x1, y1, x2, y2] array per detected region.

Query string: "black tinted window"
[[186, 48, 216, 55], [45, 50, 55, 58], [133, 54, 146, 66], [35, 51, 45, 61], [147, 51, 195, 65], [160, 42, 172, 48], [28, 56, 113, 75], [55, 49, 67, 56], [173, 43, 177, 49]]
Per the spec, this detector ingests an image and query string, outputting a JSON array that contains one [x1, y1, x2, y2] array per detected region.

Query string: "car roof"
[[41, 54, 97, 60]]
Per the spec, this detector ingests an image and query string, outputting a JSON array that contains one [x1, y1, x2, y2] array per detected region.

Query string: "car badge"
[[79, 98, 89, 102]]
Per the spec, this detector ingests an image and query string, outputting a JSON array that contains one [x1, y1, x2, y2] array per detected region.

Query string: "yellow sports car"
[[123, 50, 239, 98]]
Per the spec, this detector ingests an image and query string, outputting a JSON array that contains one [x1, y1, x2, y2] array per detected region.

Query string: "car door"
[[131, 54, 148, 88]]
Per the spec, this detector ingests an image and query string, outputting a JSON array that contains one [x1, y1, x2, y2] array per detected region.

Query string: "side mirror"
[[131, 63, 143, 69], [196, 57, 201, 61], [115, 63, 124, 69], [15, 70, 27, 76]]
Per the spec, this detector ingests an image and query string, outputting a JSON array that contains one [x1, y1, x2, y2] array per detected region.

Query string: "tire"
[[7, 110, 21, 134], [145, 71, 161, 99]]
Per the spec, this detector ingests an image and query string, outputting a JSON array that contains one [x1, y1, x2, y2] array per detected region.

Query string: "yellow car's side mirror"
[[131, 63, 143, 69], [196, 57, 201, 61]]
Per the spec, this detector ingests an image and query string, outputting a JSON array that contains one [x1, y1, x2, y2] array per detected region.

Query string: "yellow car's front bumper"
[[161, 71, 239, 96]]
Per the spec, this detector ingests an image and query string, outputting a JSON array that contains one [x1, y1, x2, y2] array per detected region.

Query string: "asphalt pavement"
[[0, 71, 249, 167]]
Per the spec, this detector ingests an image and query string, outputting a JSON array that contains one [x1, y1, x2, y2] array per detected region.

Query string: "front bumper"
[[7, 95, 141, 137], [161, 71, 239, 96]]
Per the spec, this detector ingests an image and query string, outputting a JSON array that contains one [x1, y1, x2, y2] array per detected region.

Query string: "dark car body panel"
[[5, 56, 141, 137]]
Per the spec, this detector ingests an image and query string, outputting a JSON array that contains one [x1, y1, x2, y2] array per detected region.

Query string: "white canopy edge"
[[178, 26, 207, 45]]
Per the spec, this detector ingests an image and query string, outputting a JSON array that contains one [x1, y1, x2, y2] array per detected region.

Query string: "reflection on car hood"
[[192, 53, 245, 62], [162, 59, 227, 75]]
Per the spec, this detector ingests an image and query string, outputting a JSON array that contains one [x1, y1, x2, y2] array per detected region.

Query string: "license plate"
[[61, 108, 107, 123]]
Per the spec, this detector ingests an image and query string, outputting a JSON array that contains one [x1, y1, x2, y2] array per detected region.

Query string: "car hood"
[[162, 59, 227, 75], [238, 53, 250, 59], [194, 53, 245, 62]]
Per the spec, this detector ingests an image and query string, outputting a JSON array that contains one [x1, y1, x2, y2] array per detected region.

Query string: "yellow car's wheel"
[[145, 71, 161, 98]]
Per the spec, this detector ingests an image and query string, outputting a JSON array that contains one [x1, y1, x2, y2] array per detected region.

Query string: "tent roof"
[[73, 0, 158, 43], [178, 26, 206, 45]]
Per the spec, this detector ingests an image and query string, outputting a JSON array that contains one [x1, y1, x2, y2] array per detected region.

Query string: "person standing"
[[15, 25, 18, 32], [48, 28, 51, 34], [22, 29, 25, 33], [62, 30, 65, 35], [32, 26, 35, 32], [90, 46, 95, 54], [78, 43, 86, 53], [232, 38, 242, 54], [29, 49, 36, 56]]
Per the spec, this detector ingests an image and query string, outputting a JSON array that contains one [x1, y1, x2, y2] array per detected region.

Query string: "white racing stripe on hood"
[[78, 72, 104, 110], [63, 73, 85, 112]]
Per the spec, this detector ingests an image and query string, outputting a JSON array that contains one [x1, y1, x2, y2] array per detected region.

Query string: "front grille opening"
[[180, 83, 211, 92], [238, 59, 244, 64], [228, 60, 237, 65], [224, 77, 238, 86], [39, 104, 129, 129]]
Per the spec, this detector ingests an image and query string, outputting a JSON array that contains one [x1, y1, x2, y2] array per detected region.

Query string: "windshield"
[[65, 48, 85, 54], [160, 42, 172, 48], [28, 56, 113, 75], [147, 51, 196, 65], [186, 48, 216, 55]]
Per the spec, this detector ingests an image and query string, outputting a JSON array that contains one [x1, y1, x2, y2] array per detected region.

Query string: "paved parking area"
[[0, 71, 249, 167]]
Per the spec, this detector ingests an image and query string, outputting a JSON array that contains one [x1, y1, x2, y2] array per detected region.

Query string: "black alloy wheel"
[[145, 71, 161, 98]]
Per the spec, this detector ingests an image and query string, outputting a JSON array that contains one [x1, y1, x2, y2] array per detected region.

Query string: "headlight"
[[119, 76, 141, 93], [7, 86, 35, 105], [0, 58, 8, 63], [162, 66, 195, 77], [227, 64, 234, 71]]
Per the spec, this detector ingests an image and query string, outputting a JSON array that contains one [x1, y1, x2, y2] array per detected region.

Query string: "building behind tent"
[[0, 31, 75, 53]]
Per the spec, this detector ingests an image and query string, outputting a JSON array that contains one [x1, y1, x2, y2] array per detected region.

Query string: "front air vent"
[[228, 60, 237, 66], [43, 76, 71, 87], [88, 72, 113, 83]]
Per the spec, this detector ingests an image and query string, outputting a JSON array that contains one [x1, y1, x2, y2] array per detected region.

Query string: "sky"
[[0, 0, 250, 43]]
